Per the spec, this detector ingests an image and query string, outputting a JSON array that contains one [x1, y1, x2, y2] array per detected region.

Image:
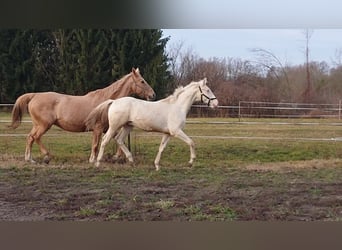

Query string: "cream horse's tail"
[[85, 99, 114, 132], [8, 93, 36, 129]]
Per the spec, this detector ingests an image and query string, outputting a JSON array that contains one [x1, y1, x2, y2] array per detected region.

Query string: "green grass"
[[1, 116, 341, 166]]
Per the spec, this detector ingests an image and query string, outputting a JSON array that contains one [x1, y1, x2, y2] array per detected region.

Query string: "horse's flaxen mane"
[[86, 73, 132, 99]]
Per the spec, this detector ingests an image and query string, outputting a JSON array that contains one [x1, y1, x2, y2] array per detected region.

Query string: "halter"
[[199, 86, 217, 106]]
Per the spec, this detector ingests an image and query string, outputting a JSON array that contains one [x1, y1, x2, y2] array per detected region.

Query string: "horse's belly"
[[131, 119, 168, 133], [55, 118, 86, 132]]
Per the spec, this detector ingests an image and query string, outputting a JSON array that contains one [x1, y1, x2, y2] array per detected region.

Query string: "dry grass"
[[245, 159, 342, 172]]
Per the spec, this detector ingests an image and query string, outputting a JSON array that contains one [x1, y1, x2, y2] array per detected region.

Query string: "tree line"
[[1, 29, 341, 106], [0, 29, 171, 103], [168, 43, 342, 105]]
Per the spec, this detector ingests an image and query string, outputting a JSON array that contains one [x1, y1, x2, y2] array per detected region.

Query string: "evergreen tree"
[[0, 29, 16, 102], [32, 30, 59, 92], [109, 29, 171, 98], [55, 29, 112, 94], [0, 29, 171, 102], [0, 30, 38, 102]]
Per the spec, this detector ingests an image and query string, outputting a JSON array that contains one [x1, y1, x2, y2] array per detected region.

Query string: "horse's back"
[[26, 92, 89, 131], [107, 97, 172, 133], [108, 97, 134, 115], [110, 97, 173, 116], [28, 92, 92, 112]]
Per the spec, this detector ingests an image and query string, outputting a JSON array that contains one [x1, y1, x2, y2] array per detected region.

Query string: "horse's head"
[[131, 68, 156, 101], [198, 78, 218, 108]]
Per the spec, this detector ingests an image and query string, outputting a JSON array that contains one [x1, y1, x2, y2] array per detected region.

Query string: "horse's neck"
[[87, 74, 133, 102], [174, 85, 198, 113]]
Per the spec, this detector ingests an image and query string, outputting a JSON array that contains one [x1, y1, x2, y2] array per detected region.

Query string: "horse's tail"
[[8, 93, 35, 129], [85, 99, 114, 132]]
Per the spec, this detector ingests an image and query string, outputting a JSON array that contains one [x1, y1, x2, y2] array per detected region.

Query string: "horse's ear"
[[201, 77, 207, 86], [132, 67, 140, 76]]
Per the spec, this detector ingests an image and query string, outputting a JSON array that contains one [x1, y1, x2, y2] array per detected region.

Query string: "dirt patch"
[[244, 159, 342, 172], [0, 157, 341, 221]]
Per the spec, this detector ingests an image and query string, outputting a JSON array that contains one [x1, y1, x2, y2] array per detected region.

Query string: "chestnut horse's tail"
[[8, 93, 35, 129], [85, 99, 114, 132]]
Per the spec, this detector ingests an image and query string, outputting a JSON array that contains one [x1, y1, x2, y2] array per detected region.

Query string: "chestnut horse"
[[9, 68, 156, 163]]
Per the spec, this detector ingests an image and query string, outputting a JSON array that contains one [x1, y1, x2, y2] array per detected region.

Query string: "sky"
[[162, 29, 342, 67], [158, 0, 342, 28]]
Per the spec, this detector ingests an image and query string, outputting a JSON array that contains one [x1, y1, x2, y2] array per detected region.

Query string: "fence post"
[[128, 133, 131, 151], [238, 101, 241, 121], [339, 100, 341, 120]]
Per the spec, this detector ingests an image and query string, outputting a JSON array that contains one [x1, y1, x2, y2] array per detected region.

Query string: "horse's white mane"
[[164, 81, 201, 103]]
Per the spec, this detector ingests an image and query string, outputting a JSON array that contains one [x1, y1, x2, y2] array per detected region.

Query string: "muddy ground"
[[0, 158, 341, 221]]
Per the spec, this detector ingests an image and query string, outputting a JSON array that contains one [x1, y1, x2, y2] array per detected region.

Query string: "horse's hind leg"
[[89, 129, 101, 163], [115, 125, 134, 164], [36, 135, 50, 164], [174, 130, 196, 166], [154, 134, 170, 171], [113, 127, 129, 162], [96, 126, 118, 167], [25, 125, 50, 163], [25, 129, 36, 163]]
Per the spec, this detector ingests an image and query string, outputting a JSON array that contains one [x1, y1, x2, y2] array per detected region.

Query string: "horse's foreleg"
[[154, 134, 170, 171], [174, 130, 196, 166], [113, 127, 127, 161]]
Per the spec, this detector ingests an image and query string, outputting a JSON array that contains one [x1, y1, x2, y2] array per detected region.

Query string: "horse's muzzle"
[[210, 99, 219, 109], [148, 93, 156, 101]]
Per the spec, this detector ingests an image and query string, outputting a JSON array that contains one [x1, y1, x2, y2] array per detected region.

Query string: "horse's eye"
[[141, 80, 144, 83]]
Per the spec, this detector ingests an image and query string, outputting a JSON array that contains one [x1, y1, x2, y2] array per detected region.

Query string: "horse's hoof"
[[43, 156, 50, 164], [95, 162, 100, 167], [116, 157, 127, 164]]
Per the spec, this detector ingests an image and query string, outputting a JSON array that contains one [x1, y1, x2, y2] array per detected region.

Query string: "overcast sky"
[[162, 29, 342, 66], [159, 0, 342, 28]]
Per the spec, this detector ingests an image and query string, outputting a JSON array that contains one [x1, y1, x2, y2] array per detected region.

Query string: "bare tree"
[[250, 48, 291, 100], [302, 29, 314, 103], [332, 48, 342, 67], [167, 40, 185, 86], [166, 40, 199, 88]]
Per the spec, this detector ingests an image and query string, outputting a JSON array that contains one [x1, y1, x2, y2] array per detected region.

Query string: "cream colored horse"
[[9, 68, 155, 163], [86, 78, 218, 170]]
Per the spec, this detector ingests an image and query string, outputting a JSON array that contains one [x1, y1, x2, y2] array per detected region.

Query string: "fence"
[[238, 101, 342, 119], [189, 100, 342, 120], [1, 101, 342, 120], [0, 103, 13, 111]]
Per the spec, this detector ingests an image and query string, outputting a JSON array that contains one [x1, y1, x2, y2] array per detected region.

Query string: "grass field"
[[0, 114, 341, 221]]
